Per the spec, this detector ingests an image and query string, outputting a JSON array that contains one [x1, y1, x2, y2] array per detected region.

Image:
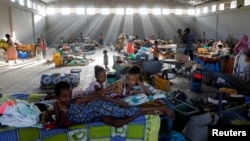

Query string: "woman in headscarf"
[[233, 34, 250, 81]]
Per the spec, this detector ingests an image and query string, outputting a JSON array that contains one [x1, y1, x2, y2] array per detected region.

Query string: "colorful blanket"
[[0, 93, 161, 141], [0, 115, 160, 141], [0, 93, 47, 104], [40, 73, 78, 89]]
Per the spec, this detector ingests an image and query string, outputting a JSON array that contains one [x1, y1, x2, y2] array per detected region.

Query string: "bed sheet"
[[0, 115, 160, 141], [0, 93, 161, 141]]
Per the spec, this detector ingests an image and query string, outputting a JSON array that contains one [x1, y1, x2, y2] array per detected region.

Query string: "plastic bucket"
[[70, 69, 81, 83], [18, 51, 27, 59], [191, 81, 201, 92]]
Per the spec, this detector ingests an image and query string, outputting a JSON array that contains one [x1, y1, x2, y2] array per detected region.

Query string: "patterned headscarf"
[[241, 34, 248, 43]]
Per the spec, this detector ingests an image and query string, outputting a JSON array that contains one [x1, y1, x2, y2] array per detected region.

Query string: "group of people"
[[42, 65, 174, 128], [175, 28, 195, 61], [114, 33, 162, 61], [35, 36, 48, 61], [175, 28, 250, 81], [2, 33, 48, 63]]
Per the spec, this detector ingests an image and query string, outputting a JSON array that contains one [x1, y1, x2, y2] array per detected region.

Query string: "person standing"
[[99, 33, 104, 48], [35, 38, 42, 61], [233, 35, 250, 81], [103, 50, 110, 72], [183, 28, 195, 61], [176, 29, 184, 53], [41, 39, 48, 58], [152, 40, 159, 60], [58, 37, 64, 50], [126, 39, 134, 55], [5, 34, 17, 63]]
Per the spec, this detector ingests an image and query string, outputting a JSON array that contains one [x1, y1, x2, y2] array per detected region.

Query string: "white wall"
[[11, 7, 34, 43], [0, 0, 46, 43], [0, 3, 11, 39], [46, 14, 195, 43], [194, 5, 250, 43], [1, 0, 250, 45]]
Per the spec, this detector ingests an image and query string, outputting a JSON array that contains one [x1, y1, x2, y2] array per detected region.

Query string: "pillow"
[[121, 93, 148, 106], [121, 92, 166, 106]]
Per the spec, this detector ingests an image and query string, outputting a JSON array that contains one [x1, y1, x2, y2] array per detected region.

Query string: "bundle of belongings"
[[182, 112, 219, 141], [40, 73, 78, 89], [62, 55, 94, 66], [73, 44, 95, 55], [52, 51, 94, 67], [0, 99, 41, 127], [134, 47, 152, 61]]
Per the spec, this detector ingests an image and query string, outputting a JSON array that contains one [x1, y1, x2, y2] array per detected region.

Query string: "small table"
[[160, 59, 185, 69], [158, 44, 177, 53]]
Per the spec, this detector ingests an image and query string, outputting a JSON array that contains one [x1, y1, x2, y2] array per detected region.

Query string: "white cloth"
[[0, 100, 41, 127], [233, 53, 250, 80], [121, 93, 148, 106]]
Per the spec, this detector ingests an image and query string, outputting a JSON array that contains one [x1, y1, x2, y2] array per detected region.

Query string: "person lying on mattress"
[[41, 65, 169, 125], [53, 81, 174, 128]]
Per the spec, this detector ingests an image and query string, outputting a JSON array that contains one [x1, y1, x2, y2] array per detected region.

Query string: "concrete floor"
[[0, 47, 217, 101]]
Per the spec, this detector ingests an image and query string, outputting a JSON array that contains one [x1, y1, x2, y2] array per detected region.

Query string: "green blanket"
[[0, 115, 160, 141], [0, 93, 161, 141]]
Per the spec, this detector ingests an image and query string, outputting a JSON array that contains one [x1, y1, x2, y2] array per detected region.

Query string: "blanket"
[[0, 93, 161, 141], [0, 115, 160, 141], [40, 73, 78, 89], [64, 58, 95, 66], [0, 93, 47, 104]]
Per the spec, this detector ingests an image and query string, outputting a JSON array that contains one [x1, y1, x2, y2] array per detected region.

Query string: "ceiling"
[[38, 0, 222, 7]]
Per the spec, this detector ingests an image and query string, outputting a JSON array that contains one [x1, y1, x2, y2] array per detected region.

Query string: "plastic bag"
[[182, 112, 219, 141]]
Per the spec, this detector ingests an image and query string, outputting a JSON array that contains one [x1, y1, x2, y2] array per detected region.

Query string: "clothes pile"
[[0, 99, 41, 127]]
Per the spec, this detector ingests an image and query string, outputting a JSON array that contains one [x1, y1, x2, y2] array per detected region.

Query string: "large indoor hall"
[[0, 0, 250, 141]]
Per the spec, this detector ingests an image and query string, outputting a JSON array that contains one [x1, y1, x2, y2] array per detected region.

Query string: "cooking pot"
[[230, 94, 245, 105]]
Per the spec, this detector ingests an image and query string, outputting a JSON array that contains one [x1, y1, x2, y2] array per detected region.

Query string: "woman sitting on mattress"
[[233, 34, 250, 81], [53, 81, 174, 127], [97, 65, 152, 98], [91, 65, 164, 106]]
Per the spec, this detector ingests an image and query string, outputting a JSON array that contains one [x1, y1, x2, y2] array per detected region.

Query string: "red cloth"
[[41, 42, 47, 51], [6, 45, 17, 60], [126, 42, 134, 54]]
